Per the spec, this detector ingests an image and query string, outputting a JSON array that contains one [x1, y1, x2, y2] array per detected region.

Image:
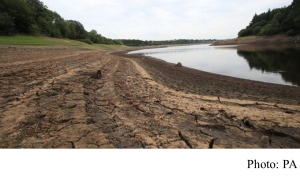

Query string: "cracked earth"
[[1, 45, 300, 148]]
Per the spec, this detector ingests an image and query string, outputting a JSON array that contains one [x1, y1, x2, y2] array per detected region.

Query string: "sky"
[[41, 0, 293, 40]]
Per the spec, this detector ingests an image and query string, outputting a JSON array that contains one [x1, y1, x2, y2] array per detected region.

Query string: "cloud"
[[41, 0, 293, 40]]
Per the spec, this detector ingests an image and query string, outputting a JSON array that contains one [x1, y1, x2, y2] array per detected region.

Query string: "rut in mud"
[[1, 46, 300, 148]]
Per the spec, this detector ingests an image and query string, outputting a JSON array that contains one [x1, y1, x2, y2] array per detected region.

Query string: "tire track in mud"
[[1, 47, 300, 148], [111, 58, 205, 148], [0, 50, 113, 147], [115, 56, 300, 148]]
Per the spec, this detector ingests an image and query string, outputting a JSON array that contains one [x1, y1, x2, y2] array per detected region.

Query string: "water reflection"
[[128, 44, 212, 55], [236, 45, 300, 86], [128, 44, 300, 86]]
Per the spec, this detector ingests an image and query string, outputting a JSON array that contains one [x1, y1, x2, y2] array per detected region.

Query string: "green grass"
[[0, 35, 126, 50], [0, 35, 62, 45]]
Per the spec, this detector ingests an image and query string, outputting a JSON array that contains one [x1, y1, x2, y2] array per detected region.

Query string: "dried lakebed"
[[1, 46, 300, 148]]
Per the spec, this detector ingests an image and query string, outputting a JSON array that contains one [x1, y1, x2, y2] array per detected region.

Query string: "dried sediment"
[[0, 45, 300, 148]]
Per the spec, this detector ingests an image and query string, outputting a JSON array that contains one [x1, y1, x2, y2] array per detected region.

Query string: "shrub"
[[287, 29, 297, 36], [78, 38, 93, 44], [238, 28, 253, 37]]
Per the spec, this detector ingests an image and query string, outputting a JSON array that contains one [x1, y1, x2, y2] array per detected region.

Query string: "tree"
[[253, 26, 261, 35], [88, 29, 100, 43], [0, 0, 121, 45], [0, 0, 36, 34], [0, 12, 15, 35], [66, 20, 87, 39], [238, 0, 300, 37], [55, 19, 70, 38], [238, 28, 253, 37], [249, 13, 259, 26]]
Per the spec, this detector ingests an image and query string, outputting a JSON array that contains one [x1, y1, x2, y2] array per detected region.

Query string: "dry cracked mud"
[[1, 45, 300, 148]]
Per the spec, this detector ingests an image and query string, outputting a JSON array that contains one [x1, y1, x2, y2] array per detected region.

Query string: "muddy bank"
[[116, 51, 300, 106], [1, 45, 300, 148], [212, 35, 300, 45]]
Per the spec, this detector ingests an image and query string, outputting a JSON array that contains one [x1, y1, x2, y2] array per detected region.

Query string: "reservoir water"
[[128, 44, 300, 86]]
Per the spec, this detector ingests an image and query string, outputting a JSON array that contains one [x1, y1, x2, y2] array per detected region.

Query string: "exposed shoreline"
[[1, 45, 300, 148], [115, 49, 300, 106], [212, 35, 300, 46]]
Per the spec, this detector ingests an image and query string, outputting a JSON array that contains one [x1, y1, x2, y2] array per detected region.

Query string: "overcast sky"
[[41, 0, 292, 40]]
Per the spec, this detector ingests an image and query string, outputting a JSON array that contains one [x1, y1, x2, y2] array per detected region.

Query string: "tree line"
[[0, 0, 122, 45], [119, 39, 216, 46], [0, 0, 216, 46], [238, 0, 300, 37]]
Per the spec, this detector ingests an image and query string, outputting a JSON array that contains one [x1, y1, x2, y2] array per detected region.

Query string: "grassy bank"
[[0, 35, 126, 50]]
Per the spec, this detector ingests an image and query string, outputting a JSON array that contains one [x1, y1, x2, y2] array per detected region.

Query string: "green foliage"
[[287, 29, 298, 36], [258, 22, 280, 36], [78, 38, 93, 45], [55, 19, 71, 38], [120, 39, 216, 46], [238, 29, 253, 37], [67, 20, 88, 40], [253, 26, 261, 35], [238, 0, 300, 37], [0, 12, 15, 35], [0, 0, 120, 45], [112, 40, 123, 45], [29, 24, 41, 35]]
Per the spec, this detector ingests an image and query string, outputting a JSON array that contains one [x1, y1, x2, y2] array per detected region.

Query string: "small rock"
[[243, 119, 249, 125], [175, 62, 182, 67], [129, 133, 135, 137], [154, 98, 160, 103], [136, 105, 146, 112], [242, 118, 254, 128], [132, 102, 140, 107], [68, 104, 77, 109], [166, 109, 173, 115], [95, 100, 110, 106]]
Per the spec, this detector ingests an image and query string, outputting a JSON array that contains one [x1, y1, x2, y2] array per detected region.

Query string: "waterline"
[[129, 44, 300, 86]]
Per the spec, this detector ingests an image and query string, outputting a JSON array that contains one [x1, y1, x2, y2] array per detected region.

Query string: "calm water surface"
[[129, 44, 300, 86]]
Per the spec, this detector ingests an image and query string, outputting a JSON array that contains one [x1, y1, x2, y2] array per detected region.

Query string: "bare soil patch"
[[1, 45, 300, 148]]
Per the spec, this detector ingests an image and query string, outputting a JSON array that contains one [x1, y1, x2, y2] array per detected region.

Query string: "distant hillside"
[[238, 0, 300, 37], [119, 39, 217, 46], [0, 0, 122, 45]]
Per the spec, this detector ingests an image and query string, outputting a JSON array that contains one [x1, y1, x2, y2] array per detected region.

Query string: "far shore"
[[212, 34, 300, 46]]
